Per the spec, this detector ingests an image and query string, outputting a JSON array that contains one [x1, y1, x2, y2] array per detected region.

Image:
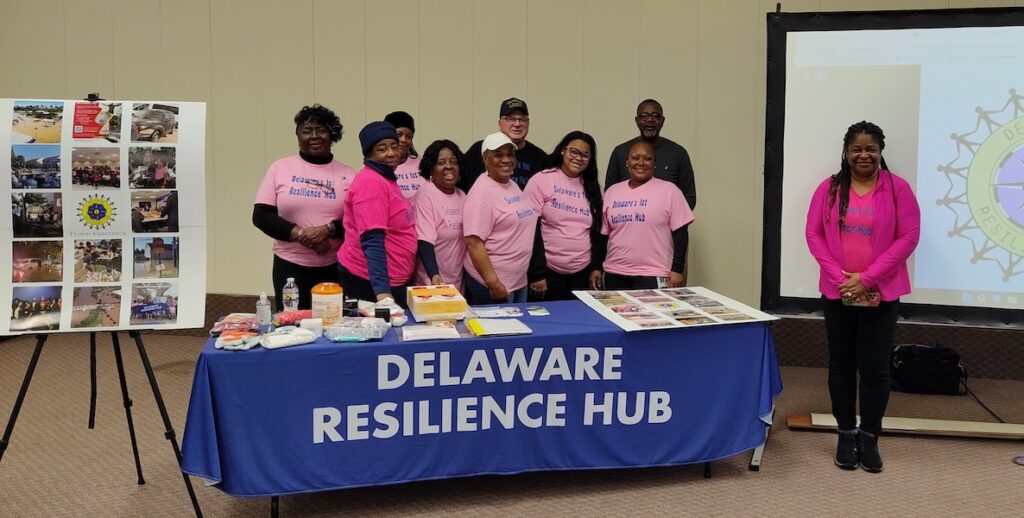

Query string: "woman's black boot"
[[858, 429, 884, 473], [835, 428, 859, 470]]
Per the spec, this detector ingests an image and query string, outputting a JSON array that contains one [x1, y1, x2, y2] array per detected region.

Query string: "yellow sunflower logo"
[[78, 195, 117, 229]]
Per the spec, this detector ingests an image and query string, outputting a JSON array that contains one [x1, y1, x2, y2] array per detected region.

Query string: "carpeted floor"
[[1, 332, 1022, 517]]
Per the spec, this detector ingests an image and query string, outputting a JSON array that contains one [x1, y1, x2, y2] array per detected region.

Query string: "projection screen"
[[762, 8, 1024, 327]]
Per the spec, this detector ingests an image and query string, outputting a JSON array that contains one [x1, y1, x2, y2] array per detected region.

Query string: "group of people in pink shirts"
[[254, 103, 923, 475], [253, 99, 696, 310]]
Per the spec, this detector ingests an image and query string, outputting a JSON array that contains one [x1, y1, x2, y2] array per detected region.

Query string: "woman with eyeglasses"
[[523, 131, 605, 300], [336, 121, 418, 305], [600, 140, 694, 290], [253, 104, 356, 310]]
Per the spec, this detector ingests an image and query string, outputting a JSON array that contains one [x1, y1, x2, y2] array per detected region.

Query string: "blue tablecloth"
[[181, 300, 782, 497]]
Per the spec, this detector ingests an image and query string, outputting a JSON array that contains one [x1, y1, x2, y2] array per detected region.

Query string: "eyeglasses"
[[637, 112, 663, 121], [566, 147, 591, 161], [500, 116, 530, 125]]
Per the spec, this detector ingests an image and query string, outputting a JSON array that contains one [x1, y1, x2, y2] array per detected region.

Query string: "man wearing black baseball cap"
[[459, 97, 547, 191]]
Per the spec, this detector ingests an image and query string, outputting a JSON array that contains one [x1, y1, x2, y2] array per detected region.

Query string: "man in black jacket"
[[605, 99, 697, 211], [459, 98, 546, 192]]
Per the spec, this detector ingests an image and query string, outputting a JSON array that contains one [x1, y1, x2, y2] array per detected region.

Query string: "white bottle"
[[256, 292, 273, 333], [282, 278, 300, 311]]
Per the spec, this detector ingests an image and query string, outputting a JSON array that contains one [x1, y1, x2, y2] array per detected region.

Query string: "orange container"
[[311, 282, 343, 325]]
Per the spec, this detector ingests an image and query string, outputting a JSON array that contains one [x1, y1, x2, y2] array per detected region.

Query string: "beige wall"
[[1, 0, 1020, 304]]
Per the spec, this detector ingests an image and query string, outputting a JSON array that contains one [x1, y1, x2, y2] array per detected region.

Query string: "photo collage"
[[8, 100, 183, 332], [574, 287, 777, 332]]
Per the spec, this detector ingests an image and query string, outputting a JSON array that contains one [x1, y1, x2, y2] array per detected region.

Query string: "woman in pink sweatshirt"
[[805, 121, 920, 474]]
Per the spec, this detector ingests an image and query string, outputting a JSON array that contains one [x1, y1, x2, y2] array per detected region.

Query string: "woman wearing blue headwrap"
[[336, 121, 418, 305]]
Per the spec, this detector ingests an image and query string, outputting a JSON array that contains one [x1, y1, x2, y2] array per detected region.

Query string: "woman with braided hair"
[[805, 121, 920, 473]]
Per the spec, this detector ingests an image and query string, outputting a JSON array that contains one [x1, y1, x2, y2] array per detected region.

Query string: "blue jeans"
[[464, 273, 527, 304]]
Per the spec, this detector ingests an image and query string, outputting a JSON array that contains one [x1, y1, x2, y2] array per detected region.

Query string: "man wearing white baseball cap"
[[462, 131, 541, 303], [459, 98, 547, 191]]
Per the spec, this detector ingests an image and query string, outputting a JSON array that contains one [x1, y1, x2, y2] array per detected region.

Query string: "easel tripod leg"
[[129, 331, 203, 518], [89, 332, 97, 429], [111, 332, 145, 485], [1, 334, 47, 463]]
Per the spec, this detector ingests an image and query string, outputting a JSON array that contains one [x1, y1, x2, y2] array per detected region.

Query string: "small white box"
[[299, 318, 323, 336]]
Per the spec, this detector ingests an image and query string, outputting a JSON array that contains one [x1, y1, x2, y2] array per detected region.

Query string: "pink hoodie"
[[805, 170, 920, 301]]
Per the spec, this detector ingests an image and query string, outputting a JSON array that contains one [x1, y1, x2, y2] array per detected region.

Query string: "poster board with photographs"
[[574, 286, 778, 332], [1, 98, 206, 335]]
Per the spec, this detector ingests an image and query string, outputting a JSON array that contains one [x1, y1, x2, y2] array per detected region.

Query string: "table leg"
[[750, 407, 774, 471], [749, 443, 766, 471]]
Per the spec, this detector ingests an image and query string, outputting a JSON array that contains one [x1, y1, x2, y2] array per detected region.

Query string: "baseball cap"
[[481, 131, 515, 157], [499, 98, 529, 117]]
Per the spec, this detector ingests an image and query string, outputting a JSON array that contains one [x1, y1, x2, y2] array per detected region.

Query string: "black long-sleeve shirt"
[[252, 204, 342, 242]]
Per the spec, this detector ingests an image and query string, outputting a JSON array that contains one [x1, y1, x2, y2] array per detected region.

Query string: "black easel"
[[1, 331, 203, 517]]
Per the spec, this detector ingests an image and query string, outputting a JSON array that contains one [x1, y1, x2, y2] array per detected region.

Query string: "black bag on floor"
[[890, 344, 967, 395]]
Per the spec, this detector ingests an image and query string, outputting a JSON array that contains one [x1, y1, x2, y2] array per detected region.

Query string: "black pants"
[[272, 255, 340, 312], [530, 268, 592, 301], [337, 265, 409, 308], [822, 297, 899, 435], [603, 271, 659, 290]]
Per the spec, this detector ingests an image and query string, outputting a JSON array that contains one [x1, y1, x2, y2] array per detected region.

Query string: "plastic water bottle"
[[282, 278, 300, 311], [256, 292, 273, 334]]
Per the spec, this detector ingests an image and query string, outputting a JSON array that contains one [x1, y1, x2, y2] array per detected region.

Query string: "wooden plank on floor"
[[787, 413, 1024, 440]]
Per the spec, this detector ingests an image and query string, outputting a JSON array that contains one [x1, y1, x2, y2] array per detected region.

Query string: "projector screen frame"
[[761, 7, 1024, 328]]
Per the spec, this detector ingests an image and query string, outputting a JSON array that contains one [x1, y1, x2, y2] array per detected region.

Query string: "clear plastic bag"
[[323, 317, 389, 342]]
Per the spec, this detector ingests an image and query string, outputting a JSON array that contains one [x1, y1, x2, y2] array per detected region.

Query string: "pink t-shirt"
[[395, 155, 426, 199], [254, 155, 356, 267], [463, 175, 540, 291], [601, 177, 694, 277], [840, 187, 875, 274], [524, 167, 594, 274], [414, 181, 467, 291], [337, 167, 418, 285]]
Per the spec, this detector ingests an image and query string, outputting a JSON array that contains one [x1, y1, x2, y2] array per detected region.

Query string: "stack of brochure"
[[468, 306, 522, 318], [465, 318, 532, 336], [400, 321, 461, 342]]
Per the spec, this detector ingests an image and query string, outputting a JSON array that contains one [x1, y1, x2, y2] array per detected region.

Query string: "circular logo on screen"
[[78, 195, 117, 229], [938, 89, 1024, 283]]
